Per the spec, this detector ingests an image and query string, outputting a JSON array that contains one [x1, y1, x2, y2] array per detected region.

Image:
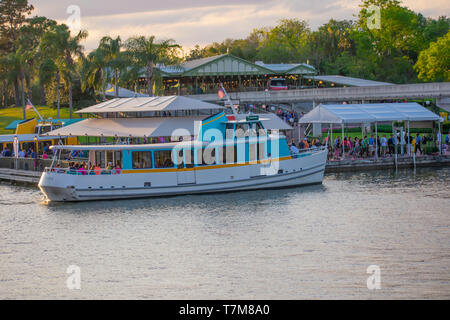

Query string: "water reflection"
[[0, 167, 448, 299]]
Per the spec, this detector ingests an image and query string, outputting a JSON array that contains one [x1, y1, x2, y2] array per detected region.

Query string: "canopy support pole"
[[375, 122, 378, 160], [330, 123, 333, 150], [407, 121, 410, 156], [438, 119, 442, 154], [342, 123, 345, 160]]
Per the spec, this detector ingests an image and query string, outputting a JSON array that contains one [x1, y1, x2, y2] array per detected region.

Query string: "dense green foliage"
[[0, 0, 449, 119], [186, 0, 449, 84]]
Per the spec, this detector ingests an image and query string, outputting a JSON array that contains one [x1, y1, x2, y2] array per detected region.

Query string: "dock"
[[325, 154, 450, 173], [1, 155, 449, 186], [0, 168, 41, 184]]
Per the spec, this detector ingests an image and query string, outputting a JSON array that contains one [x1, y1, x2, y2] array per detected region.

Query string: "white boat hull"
[[39, 149, 327, 202]]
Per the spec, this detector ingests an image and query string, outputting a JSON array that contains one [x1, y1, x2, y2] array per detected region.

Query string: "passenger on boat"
[[77, 164, 87, 175], [290, 144, 300, 155], [115, 161, 122, 174]]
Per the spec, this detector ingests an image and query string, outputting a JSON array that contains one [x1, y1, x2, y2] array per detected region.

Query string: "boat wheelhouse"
[[38, 96, 327, 201]]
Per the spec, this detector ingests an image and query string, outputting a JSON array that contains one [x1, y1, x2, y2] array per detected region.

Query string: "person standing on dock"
[[445, 132, 450, 153], [381, 135, 388, 157], [369, 135, 375, 158], [415, 133, 422, 155]]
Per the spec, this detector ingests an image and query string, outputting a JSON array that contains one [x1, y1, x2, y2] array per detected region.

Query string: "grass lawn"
[[0, 106, 71, 134]]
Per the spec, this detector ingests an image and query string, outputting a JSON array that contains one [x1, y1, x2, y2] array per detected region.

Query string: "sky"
[[29, 0, 450, 53]]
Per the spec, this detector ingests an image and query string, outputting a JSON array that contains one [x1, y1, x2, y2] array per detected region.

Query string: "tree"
[[19, 16, 57, 105], [256, 19, 310, 63], [80, 47, 109, 101], [99, 36, 124, 97], [40, 24, 88, 118], [0, 0, 34, 107], [0, 0, 34, 47], [0, 46, 29, 118], [307, 19, 354, 74], [125, 36, 180, 96], [414, 31, 450, 82]]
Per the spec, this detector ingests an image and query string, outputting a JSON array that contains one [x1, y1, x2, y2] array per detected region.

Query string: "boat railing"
[[44, 167, 122, 175], [0, 157, 55, 172], [291, 146, 327, 158]]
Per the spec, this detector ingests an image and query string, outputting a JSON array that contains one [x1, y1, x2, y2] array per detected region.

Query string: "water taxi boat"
[[38, 96, 327, 202]]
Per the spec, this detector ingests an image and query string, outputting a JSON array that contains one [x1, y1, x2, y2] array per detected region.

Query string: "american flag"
[[218, 88, 225, 99], [26, 100, 34, 111]]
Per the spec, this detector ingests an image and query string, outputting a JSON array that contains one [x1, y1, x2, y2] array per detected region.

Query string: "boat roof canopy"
[[44, 113, 292, 138], [45, 116, 207, 138]]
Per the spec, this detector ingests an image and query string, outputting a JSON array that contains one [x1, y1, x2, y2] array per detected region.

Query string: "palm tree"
[[125, 36, 180, 96], [81, 47, 109, 101], [1, 47, 28, 118], [99, 36, 123, 98], [38, 58, 57, 106], [40, 24, 88, 119]]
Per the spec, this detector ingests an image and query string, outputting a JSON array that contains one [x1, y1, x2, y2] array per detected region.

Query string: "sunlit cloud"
[[28, 0, 450, 52]]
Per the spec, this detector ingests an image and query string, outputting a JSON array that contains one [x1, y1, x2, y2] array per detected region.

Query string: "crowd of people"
[[0, 142, 53, 159], [274, 108, 305, 126], [65, 161, 122, 175], [288, 131, 450, 161]]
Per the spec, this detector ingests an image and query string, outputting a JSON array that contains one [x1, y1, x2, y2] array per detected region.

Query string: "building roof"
[[5, 118, 84, 131], [157, 54, 275, 77], [255, 61, 316, 75], [298, 103, 440, 124], [307, 75, 392, 87], [157, 54, 318, 78], [76, 96, 224, 114]]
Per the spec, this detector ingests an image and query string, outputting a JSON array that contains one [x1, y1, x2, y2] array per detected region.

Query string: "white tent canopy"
[[298, 103, 440, 124], [76, 96, 224, 114]]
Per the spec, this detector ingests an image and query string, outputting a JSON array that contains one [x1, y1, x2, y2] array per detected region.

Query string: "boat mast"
[[219, 83, 238, 116]]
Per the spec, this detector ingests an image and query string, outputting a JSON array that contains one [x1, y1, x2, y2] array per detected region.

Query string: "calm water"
[[0, 167, 449, 299]]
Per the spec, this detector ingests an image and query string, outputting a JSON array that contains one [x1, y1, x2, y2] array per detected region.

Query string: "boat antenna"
[[219, 83, 238, 116]]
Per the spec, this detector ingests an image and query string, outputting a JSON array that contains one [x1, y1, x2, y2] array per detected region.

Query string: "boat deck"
[[1, 155, 449, 186]]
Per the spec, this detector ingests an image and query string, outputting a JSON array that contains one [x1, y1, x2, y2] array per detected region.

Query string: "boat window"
[[248, 144, 256, 162], [132, 151, 152, 169], [221, 146, 236, 164], [203, 148, 216, 165], [154, 150, 174, 168], [114, 151, 123, 169], [185, 149, 194, 168], [197, 148, 216, 166], [258, 142, 266, 160], [256, 122, 265, 136], [235, 124, 250, 138]]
